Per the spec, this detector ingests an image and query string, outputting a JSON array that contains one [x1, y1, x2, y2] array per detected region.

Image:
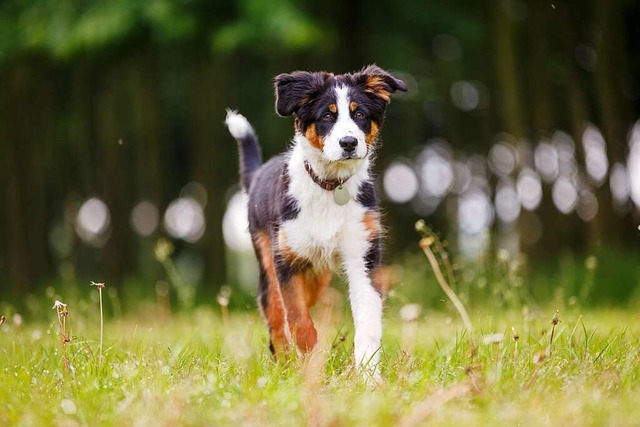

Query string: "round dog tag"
[[333, 185, 350, 205]]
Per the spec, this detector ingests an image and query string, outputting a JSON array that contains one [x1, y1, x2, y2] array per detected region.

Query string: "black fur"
[[245, 156, 302, 301], [364, 235, 382, 273], [280, 166, 301, 221], [246, 156, 300, 234], [356, 180, 379, 209], [274, 65, 407, 137], [235, 125, 262, 190], [274, 71, 332, 117], [273, 251, 294, 287], [257, 252, 270, 314]]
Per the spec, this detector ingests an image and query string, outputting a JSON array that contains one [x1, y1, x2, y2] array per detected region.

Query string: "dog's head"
[[274, 65, 407, 162]]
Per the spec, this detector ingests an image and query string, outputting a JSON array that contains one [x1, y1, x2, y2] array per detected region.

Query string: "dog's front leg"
[[342, 222, 384, 382]]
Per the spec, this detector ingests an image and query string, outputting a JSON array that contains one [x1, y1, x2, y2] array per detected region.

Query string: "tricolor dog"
[[225, 65, 407, 379]]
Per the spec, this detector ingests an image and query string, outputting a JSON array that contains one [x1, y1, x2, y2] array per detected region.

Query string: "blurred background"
[[1, 0, 639, 308]]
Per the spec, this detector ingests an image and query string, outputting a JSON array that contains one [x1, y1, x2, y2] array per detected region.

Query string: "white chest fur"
[[281, 140, 370, 271]]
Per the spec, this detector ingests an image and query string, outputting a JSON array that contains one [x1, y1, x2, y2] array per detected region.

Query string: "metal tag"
[[333, 185, 350, 205]]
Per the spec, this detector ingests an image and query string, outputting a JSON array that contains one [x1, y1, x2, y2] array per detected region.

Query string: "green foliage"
[[212, 0, 324, 52], [1, 243, 639, 424], [0, 0, 323, 60], [0, 0, 142, 59]]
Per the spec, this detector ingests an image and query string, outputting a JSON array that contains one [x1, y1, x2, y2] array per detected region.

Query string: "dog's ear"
[[358, 64, 408, 103], [274, 71, 331, 117]]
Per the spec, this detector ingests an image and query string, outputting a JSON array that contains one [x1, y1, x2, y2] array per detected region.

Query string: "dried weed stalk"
[[52, 300, 71, 372], [91, 281, 106, 361], [217, 285, 231, 329], [415, 220, 474, 335]]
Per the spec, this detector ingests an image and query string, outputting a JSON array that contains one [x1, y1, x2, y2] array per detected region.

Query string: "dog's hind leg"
[[253, 231, 291, 356]]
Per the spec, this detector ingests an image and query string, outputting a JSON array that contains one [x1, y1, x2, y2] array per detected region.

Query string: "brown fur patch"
[[366, 121, 379, 145], [349, 101, 358, 112], [301, 269, 332, 307], [328, 103, 337, 113], [281, 270, 332, 352], [365, 76, 391, 103], [271, 230, 332, 353], [304, 123, 324, 150], [363, 211, 381, 240], [254, 231, 289, 354], [370, 267, 391, 298]]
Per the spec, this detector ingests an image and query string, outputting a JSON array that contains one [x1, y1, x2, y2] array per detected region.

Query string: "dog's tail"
[[225, 109, 262, 190]]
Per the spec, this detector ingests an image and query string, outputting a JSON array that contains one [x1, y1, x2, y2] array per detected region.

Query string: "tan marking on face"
[[304, 123, 325, 150], [349, 101, 358, 112], [365, 76, 391, 103], [366, 121, 379, 145], [328, 103, 337, 114]]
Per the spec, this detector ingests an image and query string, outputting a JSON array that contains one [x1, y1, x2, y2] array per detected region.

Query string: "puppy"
[[225, 65, 407, 378]]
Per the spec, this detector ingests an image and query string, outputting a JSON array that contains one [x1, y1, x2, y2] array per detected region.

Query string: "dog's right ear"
[[274, 71, 331, 117]]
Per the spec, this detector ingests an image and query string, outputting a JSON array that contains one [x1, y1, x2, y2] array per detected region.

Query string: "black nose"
[[339, 136, 358, 152]]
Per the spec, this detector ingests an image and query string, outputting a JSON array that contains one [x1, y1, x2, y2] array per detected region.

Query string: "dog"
[[225, 65, 407, 379]]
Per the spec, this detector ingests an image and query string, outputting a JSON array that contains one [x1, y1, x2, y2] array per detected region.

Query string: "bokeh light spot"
[[517, 168, 543, 211], [164, 197, 206, 243], [222, 191, 253, 252], [552, 176, 578, 214], [582, 124, 609, 186], [489, 140, 517, 177], [458, 189, 494, 234], [75, 197, 111, 247], [131, 200, 159, 237], [495, 179, 521, 224], [383, 162, 419, 203]]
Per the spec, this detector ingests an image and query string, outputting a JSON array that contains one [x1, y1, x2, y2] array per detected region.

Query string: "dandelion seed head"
[[52, 300, 67, 310], [91, 281, 106, 289]]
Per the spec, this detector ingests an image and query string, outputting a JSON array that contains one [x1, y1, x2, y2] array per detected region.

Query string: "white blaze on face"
[[323, 86, 367, 161]]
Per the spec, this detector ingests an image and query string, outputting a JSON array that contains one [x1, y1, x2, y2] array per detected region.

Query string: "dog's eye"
[[354, 111, 365, 120], [322, 112, 333, 121]]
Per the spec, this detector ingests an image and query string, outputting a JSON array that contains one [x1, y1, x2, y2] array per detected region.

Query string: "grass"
[[1, 299, 639, 426], [2, 232, 639, 426]]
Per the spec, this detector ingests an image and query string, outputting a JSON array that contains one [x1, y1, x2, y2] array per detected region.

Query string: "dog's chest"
[[281, 184, 365, 270]]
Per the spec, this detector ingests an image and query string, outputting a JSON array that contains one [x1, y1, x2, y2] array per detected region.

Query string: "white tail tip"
[[225, 109, 254, 140]]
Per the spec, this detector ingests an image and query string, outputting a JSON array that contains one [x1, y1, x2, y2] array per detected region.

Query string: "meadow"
[[2, 246, 639, 427]]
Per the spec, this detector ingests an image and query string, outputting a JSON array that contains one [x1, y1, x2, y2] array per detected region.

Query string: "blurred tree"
[[0, 0, 639, 298]]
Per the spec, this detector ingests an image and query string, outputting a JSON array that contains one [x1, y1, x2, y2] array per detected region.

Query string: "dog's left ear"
[[274, 71, 331, 117], [358, 65, 408, 103]]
